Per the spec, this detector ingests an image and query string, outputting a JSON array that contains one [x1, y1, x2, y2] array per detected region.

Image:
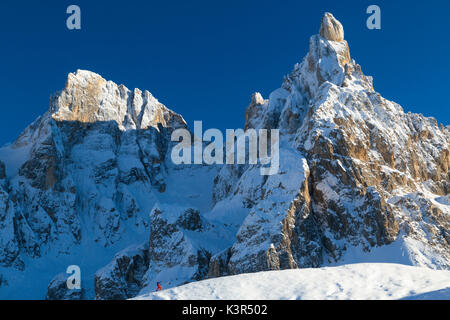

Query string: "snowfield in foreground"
[[135, 264, 450, 300]]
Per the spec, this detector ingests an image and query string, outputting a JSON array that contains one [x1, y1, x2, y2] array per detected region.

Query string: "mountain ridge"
[[0, 12, 448, 300]]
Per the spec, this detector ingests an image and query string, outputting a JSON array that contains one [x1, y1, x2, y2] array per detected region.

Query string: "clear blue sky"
[[0, 0, 449, 145]]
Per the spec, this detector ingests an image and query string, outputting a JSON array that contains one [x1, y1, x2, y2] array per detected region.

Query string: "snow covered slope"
[[135, 263, 450, 300]]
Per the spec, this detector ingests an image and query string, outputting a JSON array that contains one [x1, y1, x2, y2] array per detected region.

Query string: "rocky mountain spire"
[[245, 12, 359, 132], [0, 12, 448, 300], [220, 12, 450, 277], [319, 12, 345, 41]]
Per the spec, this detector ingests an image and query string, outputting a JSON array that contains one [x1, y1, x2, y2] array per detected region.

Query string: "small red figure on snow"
[[156, 282, 162, 291]]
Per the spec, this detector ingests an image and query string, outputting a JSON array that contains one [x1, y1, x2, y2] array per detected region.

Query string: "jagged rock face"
[[0, 161, 20, 267], [46, 272, 84, 300], [94, 243, 149, 300], [225, 153, 312, 274], [0, 70, 221, 299], [138, 204, 223, 293], [0, 274, 6, 287], [207, 248, 232, 279], [288, 38, 450, 266]]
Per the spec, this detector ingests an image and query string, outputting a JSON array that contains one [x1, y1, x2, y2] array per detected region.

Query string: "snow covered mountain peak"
[[50, 69, 185, 131], [0, 12, 448, 300], [245, 13, 371, 133]]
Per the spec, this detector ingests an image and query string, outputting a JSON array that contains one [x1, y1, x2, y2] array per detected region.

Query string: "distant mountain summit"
[[0, 13, 448, 300]]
